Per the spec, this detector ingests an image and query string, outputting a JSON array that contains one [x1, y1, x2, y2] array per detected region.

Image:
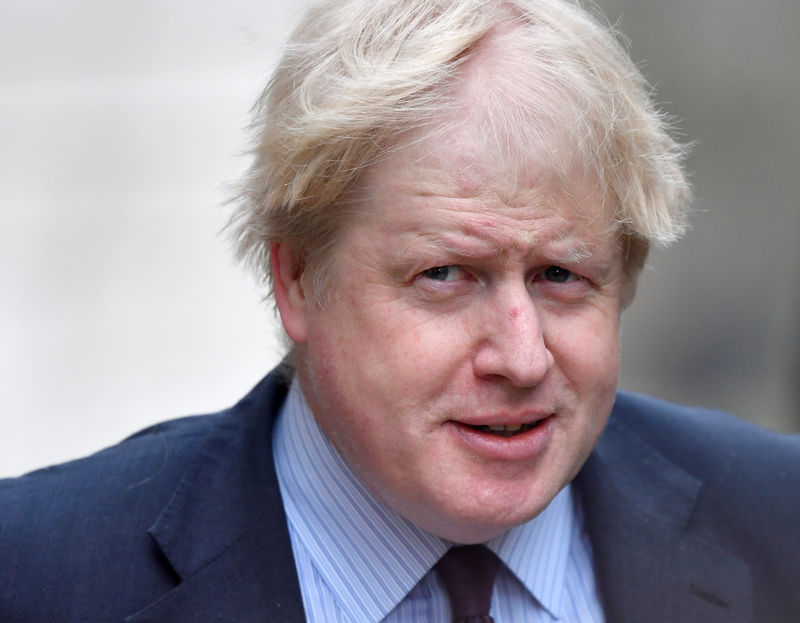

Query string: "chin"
[[412, 493, 547, 544], [428, 513, 530, 544]]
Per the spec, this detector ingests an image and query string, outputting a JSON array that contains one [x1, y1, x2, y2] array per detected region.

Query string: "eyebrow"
[[411, 227, 615, 276]]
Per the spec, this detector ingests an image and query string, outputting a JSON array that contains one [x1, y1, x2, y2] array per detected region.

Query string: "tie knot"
[[435, 545, 501, 623]]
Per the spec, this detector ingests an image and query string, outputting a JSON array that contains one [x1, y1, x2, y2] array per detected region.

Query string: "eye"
[[421, 265, 464, 282], [542, 265, 578, 283]]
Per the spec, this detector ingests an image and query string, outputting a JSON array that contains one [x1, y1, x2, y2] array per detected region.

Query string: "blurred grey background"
[[1, 0, 798, 477]]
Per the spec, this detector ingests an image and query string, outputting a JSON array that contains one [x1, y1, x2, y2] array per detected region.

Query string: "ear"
[[271, 242, 309, 343]]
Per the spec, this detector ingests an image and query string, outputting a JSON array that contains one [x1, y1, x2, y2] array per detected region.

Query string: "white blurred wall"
[[0, 1, 316, 476]]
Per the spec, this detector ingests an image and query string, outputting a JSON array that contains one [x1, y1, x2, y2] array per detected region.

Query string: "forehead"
[[351, 126, 622, 281], [364, 116, 615, 231]]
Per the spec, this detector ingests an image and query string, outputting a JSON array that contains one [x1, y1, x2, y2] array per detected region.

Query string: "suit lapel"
[[575, 412, 753, 623], [126, 369, 306, 623]]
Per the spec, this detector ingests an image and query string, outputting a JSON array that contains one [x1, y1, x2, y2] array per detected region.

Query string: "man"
[[1, 0, 798, 621]]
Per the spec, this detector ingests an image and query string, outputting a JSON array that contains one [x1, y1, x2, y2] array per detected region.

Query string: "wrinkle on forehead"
[[401, 113, 612, 230], [409, 157, 617, 244], [463, 213, 598, 258], [403, 207, 610, 271]]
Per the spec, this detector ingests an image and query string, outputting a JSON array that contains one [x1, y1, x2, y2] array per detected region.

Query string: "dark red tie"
[[435, 545, 501, 623]]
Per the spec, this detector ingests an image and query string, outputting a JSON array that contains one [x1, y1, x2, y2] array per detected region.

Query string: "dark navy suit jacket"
[[2, 367, 799, 622]]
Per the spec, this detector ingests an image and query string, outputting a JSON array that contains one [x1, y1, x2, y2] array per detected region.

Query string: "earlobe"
[[271, 242, 309, 343]]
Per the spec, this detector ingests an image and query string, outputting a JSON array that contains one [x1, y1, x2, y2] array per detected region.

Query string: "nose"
[[472, 287, 554, 388]]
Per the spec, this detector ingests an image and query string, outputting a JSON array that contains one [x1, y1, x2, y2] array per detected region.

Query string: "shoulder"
[[608, 390, 800, 554], [0, 412, 222, 616], [588, 392, 800, 617], [1, 412, 219, 519], [0, 368, 290, 519], [610, 390, 800, 477], [0, 368, 291, 621]]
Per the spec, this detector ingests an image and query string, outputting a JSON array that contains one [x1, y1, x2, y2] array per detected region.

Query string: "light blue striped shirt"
[[274, 380, 605, 622]]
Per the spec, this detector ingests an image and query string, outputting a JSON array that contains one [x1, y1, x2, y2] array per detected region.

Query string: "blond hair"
[[230, 0, 691, 301]]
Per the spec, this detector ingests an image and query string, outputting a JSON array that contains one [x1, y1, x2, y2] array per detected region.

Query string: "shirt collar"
[[488, 485, 576, 619], [274, 379, 577, 622], [274, 380, 449, 622]]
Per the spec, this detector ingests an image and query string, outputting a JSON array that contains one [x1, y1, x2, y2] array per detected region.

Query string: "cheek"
[[546, 308, 621, 387], [349, 301, 468, 368], [304, 302, 454, 411]]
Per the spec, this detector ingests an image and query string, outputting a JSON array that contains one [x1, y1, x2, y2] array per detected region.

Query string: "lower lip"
[[448, 416, 554, 462]]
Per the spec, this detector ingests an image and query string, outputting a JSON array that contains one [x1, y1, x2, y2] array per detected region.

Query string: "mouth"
[[471, 421, 543, 438], [449, 414, 554, 460]]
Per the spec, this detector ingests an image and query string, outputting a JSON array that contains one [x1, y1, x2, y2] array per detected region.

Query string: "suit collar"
[[574, 398, 753, 623], [126, 367, 306, 622]]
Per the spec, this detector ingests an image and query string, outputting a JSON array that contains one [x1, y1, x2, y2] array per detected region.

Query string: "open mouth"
[[472, 421, 543, 438]]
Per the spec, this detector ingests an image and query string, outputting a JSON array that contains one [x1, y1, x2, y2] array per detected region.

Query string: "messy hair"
[[230, 0, 690, 302]]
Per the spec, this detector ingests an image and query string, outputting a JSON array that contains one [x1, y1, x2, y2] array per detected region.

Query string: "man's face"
[[280, 121, 626, 544]]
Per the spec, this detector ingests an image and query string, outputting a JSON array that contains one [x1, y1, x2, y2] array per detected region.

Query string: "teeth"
[[487, 423, 523, 433], [479, 422, 537, 437]]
